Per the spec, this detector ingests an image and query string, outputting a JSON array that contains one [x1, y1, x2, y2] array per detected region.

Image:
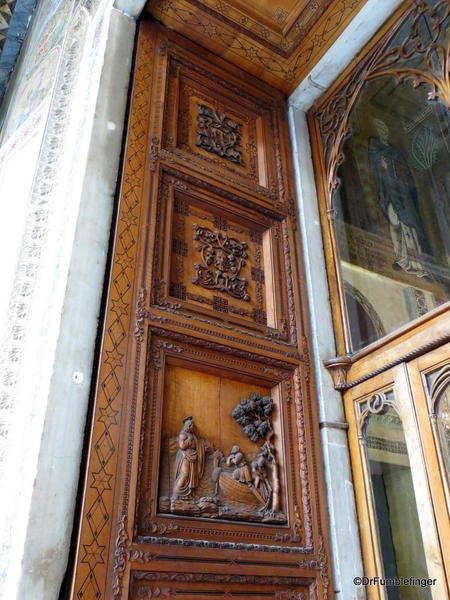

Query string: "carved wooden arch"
[[311, 0, 450, 353], [430, 363, 450, 414], [316, 0, 450, 208], [355, 391, 398, 438]]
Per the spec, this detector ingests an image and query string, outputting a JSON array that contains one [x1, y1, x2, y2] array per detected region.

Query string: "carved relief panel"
[[158, 41, 290, 211], [151, 170, 291, 344], [136, 335, 313, 549], [70, 20, 332, 600]]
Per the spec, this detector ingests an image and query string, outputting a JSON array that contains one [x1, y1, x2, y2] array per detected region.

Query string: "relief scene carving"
[[159, 393, 286, 524]]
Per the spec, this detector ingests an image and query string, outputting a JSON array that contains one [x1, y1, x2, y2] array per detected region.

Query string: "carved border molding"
[[148, 0, 367, 92], [325, 332, 450, 391], [72, 23, 156, 600], [130, 571, 312, 599], [133, 334, 317, 552]]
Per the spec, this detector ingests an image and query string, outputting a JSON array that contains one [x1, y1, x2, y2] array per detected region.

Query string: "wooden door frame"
[[69, 19, 334, 600]]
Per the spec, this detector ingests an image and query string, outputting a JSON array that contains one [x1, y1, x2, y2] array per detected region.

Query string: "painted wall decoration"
[[0, 0, 75, 140]]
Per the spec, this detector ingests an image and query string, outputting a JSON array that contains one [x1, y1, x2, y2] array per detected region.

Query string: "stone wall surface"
[[0, 0, 142, 596]]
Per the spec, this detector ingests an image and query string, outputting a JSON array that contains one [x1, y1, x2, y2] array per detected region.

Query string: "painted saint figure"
[[173, 417, 210, 498], [368, 118, 431, 279]]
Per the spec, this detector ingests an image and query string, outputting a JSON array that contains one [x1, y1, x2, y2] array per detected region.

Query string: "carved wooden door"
[[69, 20, 332, 600]]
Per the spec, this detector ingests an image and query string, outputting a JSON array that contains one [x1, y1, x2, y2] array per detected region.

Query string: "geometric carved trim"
[[71, 23, 155, 599], [147, 0, 368, 93]]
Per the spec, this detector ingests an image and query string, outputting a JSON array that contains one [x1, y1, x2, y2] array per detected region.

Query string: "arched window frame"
[[308, 0, 450, 358]]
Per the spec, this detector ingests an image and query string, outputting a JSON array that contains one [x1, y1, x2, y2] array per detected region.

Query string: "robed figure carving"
[[173, 417, 210, 499], [368, 118, 431, 279]]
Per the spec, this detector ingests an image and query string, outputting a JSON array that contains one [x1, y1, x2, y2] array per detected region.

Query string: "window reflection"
[[330, 2, 450, 351]]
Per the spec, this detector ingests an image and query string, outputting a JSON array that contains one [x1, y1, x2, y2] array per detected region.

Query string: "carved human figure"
[[173, 417, 210, 499], [226, 445, 252, 484], [251, 454, 272, 505], [368, 118, 431, 278]]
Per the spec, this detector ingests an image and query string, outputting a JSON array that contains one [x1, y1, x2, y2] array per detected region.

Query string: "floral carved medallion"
[[192, 223, 250, 301], [196, 103, 243, 165]]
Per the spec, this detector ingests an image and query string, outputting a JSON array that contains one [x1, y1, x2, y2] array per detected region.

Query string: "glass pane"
[[426, 366, 450, 487], [363, 391, 431, 599], [333, 4, 450, 351]]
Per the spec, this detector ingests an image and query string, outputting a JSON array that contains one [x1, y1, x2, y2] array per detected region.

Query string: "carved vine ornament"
[[159, 393, 286, 524], [192, 223, 250, 301], [196, 103, 243, 165], [317, 0, 450, 204]]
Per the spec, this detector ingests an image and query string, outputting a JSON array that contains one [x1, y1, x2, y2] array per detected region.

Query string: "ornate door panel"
[[69, 20, 331, 600]]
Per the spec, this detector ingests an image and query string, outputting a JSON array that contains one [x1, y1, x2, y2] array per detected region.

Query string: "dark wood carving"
[[192, 223, 250, 301], [159, 393, 286, 524], [151, 169, 293, 342], [71, 20, 332, 600], [196, 103, 243, 165]]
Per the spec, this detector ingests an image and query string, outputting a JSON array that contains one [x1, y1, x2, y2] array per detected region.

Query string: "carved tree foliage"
[[231, 392, 274, 442], [316, 0, 450, 205]]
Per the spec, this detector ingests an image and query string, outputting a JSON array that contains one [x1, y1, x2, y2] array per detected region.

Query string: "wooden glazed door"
[[70, 20, 332, 600]]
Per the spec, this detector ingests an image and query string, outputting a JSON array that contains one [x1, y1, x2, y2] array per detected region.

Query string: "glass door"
[[345, 365, 448, 600], [408, 342, 450, 584]]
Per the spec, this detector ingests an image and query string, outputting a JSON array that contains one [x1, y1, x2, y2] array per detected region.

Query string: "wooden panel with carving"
[[151, 169, 290, 343], [135, 335, 314, 547], [153, 31, 290, 212], [130, 572, 310, 599], [146, 0, 368, 93], [69, 19, 332, 600]]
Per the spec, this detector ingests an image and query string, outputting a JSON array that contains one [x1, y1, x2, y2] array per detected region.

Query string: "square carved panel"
[[159, 49, 288, 209], [151, 169, 292, 345], [135, 335, 312, 550]]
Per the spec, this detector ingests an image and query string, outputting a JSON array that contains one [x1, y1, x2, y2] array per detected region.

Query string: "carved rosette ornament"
[[192, 223, 250, 301], [196, 103, 243, 164]]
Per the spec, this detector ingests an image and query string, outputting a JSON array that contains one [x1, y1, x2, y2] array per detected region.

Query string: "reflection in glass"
[[426, 366, 450, 489], [332, 4, 450, 351], [362, 392, 431, 599]]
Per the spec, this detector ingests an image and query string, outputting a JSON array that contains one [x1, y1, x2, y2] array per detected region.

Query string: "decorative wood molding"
[[71, 20, 333, 599], [327, 333, 450, 391], [355, 392, 397, 438], [429, 363, 450, 412], [146, 0, 369, 93], [323, 355, 352, 390], [71, 24, 155, 599]]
